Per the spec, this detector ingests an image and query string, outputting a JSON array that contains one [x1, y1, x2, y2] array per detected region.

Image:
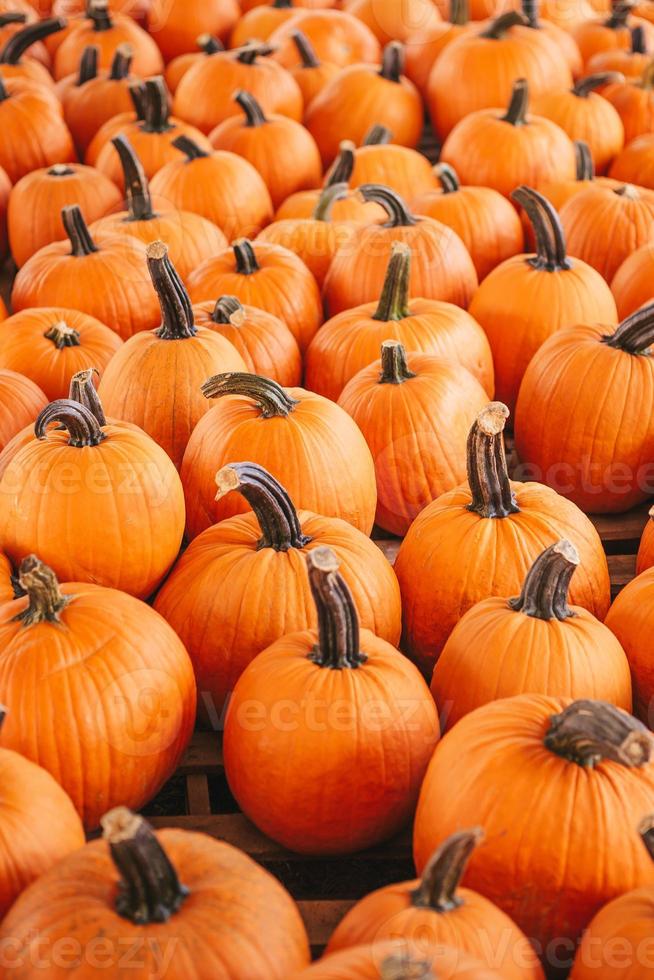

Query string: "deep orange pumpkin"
[[292, 942, 504, 979], [60, 44, 137, 156], [606, 565, 654, 724], [0, 16, 63, 88], [586, 23, 651, 76], [53, 0, 163, 79], [288, 30, 341, 106], [610, 131, 654, 188], [0, 162, 9, 263], [0, 73, 75, 183], [611, 240, 654, 316], [147, 0, 240, 61], [267, 9, 381, 68], [230, 0, 297, 49], [572, 2, 654, 65], [0, 368, 47, 452], [602, 62, 654, 141], [637, 507, 654, 573], [164, 34, 223, 94]]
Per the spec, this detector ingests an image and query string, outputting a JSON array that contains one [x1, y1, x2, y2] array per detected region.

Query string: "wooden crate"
[[145, 502, 650, 952]]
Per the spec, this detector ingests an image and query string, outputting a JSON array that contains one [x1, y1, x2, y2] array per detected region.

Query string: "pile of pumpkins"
[[3, 0, 654, 976]]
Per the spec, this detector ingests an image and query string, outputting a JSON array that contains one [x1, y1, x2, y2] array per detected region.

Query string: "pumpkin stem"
[[450, 0, 470, 26], [35, 399, 106, 447], [69, 368, 107, 425], [48, 164, 76, 177], [129, 81, 147, 121], [603, 304, 654, 353], [236, 41, 274, 65], [380, 41, 404, 82], [412, 829, 483, 912], [12, 556, 71, 626], [172, 134, 209, 161], [0, 14, 26, 28], [292, 30, 320, 68], [373, 242, 412, 321], [147, 242, 197, 341], [605, 1, 632, 28], [380, 954, 435, 980], [111, 134, 155, 221], [480, 9, 527, 37], [363, 124, 393, 145], [324, 141, 355, 185], [509, 541, 579, 621], [379, 340, 416, 384], [62, 205, 98, 257], [511, 186, 571, 272], [109, 43, 133, 80], [0, 75, 8, 102], [434, 162, 460, 193], [544, 700, 653, 768], [102, 807, 189, 924], [211, 296, 245, 326], [234, 89, 267, 127], [639, 814, 654, 861], [573, 71, 624, 96], [521, 0, 539, 27], [307, 547, 366, 670], [87, 0, 113, 32], [312, 182, 348, 221], [197, 34, 223, 55], [359, 184, 417, 227], [141, 77, 173, 133], [215, 463, 311, 551], [467, 402, 519, 519], [632, 25, 646, 53], [0, 17, 66, 64], [44, 321, 81, 350], [78, 45, 99, 84], [574, 140, 595, 179], [233, 238, 260, 275], [503, 78, 529, 125], [201, 373, 299, 418]]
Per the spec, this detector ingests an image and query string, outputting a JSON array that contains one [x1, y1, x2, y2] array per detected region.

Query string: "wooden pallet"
[[145, 502, 650, 952]]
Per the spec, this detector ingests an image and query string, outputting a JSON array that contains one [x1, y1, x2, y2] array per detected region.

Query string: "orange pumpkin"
[[602, 62, 654, 141], [606, 565, 654, 724], [611, 240, 654, 316], [173, 41, 303, 135], [193, 296, 301, 386], [98, 242, 247, 468], [224, 546, 439, 854], [0, 16, 64, 88], [188, 238, 323, 353], [306, 241, 494, 400], [209, 90, 322, 208], [520, 0, 583, 77], [345, 0, 442, 45], [293, 942, 504, 980], [0, 162, 9, 263], [338, 341, 488, 535], [0, 399, 185, 599], [0, 74, 75, 182], [12, 205, 160, 340], [267, 9, 381, 68], [572, 2, 654, 65], [0, 557, 195, 829], [155, 463, 401, 720], [0, 551, 11, 602], [7, 162, 122, 268], [403, 0, 473, 98], [0, 308, 121, 400], [515, 304, 654, 513], [288, 29, 341, 106], [325, 828, 544, 980], [586, 23, 651, 76], [0, 368, 47, 452], [53, 0, 163, 79], [230, 0, 297, 48], [412, 163, 524, 281], [637, 506, 654, 573], [54, 0, 151, 26], [324, 184, 478, 315], [440, 78, 576, 198], [414, 696, 654, 973], [305, 42, 424, 165], [394, 404, 611, 672], [0, 807, 310, 979], [610, 131, 654, 188], [164, 34, 223, 94], [61, 43, 137, 156], [349, 126, 438, 202], [469, 186, 617, 413], [147, 0, 240, 61]]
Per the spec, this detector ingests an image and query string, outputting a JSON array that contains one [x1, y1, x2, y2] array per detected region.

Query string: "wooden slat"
[[590, 503, 650, 543], [185, 773, 212, 816], [178, 730, 222, 774], [298, 900, 355, 946], [608, 554, 637, 591]]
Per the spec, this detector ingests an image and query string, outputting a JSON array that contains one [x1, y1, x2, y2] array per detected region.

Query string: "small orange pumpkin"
[[164, 34, 223, 94], [602, 60, 654, 141], [147, 0, 240, 61], [610, 130, 654, 187], [0, 162, 9, 263], [0, 368, 47, 452], [61, 43, 137, 156], [344, 0, 443, 45], [53, 0, 163, 80], [606, 565, 654, 723], [288, 29, 340, 106], [267, 8, 381, 68], [0, 73, 75, 183], [293, 942, 505, 979], [0, 16, 64, 88], [404, 0, 473, 98], [611, 240, 654, 316], [230, 0, 297, 48], [572, 2, 654, 65], [349, 124, 438, 202], [586, 22, 651, 75]]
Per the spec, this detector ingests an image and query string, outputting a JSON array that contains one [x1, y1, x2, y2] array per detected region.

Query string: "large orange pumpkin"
[[0, 368, 47, 452], [0, 399, 185, 599], [0, 73, 75, 182], [606, 565, 654, 725], [61, 43, 138, 156], [181, 373, 377, 539], [0, 807, 310, 979], [637, 506, 654, 574], [414, 696, 654, 974], [155, 462, 401, 721], [53, 0, 163, 79], [147, 0, 240, 61], [224, 547, 439, 854], [394, 403, 611, 672]]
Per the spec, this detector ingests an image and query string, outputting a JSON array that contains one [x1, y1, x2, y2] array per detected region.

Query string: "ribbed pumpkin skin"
[[530, 89, 624, 174], [610, 133, 654, 190], [602, 77, 654, 144], [61, 71, 137, 157], [224, 628, 439, 854], [432, 598, 632, 730], [275, 189, 383, 224], [181, 389, 377, 539], [154, 511, 402, 720], [53, 13, 163, 80], [0, 829, 310, 980], [256, 218, 359, 288], [395, 482, 611, 672], [0, 583, 196, 829], [0, 369, 48, 452], [0, 164, 10, 264], [0, 79, 76, 183], [0, 308, 122, 400], [267, 10, 381, 67], [0, 747, 85, 918], [0, 552, 12, 603], [637, 516, 654, 574], [606, 568, 654, 726], [570, 887, 654, 979], [611, 241, 654, 317], [351, 145, 438, 202], [292, 942, 504, 979], [514, 322, 654, 513], [413, 695, 654, 960], [344, 0, 443, 45], [0, 424, 185, 599]]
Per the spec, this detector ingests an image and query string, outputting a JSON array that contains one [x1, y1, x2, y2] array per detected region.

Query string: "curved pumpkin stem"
[[312, 182, 348, 221], [467, 402, 519, 519], [172, 134, 209, 161], [373, 242, 412, 322], [604, 304, 654, 353], [363, 124, 393, 146], [0, 13, 26, 28], [0, 17, 66, 64], [380, 41, 404, 82], [69, 368, 107, 426], [215, 463, 312, 551], [110, 43, 133, 80], [545, 700, 653, 768], [233, 239, 260, 275], [509, 541, 579, 621], [44, 320, 81, 350], [573, 71, 624, 96], [78, 45, 99, 84], [434, 163, 460, 194], [235, 41, 274, 65], [12, 556, 71, 626], [234, 89, 267, 127], [639, 815, 654, 861], [379, 340, 416, 384], [605, 1, 632, 28], [62, 206, 99, 257], [197, 33, 223, 55], [201, 373, 299, 418], [211, 296, 245, 326], [511, 186, 570, 272], [147, 242, 196, 341], [112, 134, 154, 221], [307, 547, 366, 670], [480, 9, 527, 37], [102, 807, 189, 924], [412, 829, 483, 912], [503, 78, 529, 125], [35, 399, 107, 447], [87, 0, 113, 31], [450, 0, 470, 26], [292, 30, 320, 67], [359, 184, 417, 227], [324, 141, 355, 185], [632, 25, 646, 52], [574, 140, 595, 180], [380, 954, 435, 980], [141, 77, 173, 133]]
